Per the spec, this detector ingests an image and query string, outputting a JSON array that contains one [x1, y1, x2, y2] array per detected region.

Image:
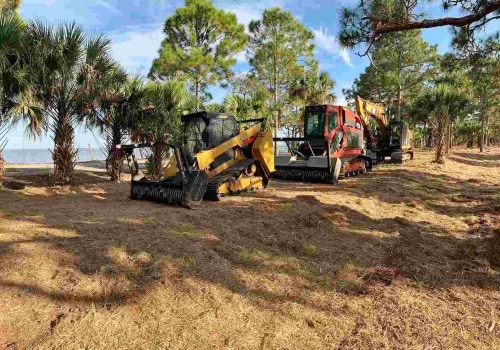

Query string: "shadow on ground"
[[1, 171, 498, 309], [1, 148, 499, 312]]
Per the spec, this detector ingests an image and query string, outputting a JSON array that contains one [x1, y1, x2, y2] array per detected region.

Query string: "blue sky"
[[6, 0, 456, 149]]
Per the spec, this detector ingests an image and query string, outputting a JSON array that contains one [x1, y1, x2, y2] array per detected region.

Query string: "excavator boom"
[[354, 96, 388, 141], [354, 95, 414, 163]]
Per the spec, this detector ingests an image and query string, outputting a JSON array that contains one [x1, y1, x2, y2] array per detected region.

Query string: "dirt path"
[[0, 148, 499, 349]]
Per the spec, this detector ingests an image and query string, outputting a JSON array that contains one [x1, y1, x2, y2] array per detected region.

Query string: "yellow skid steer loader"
[[121, 111, 274, 208]]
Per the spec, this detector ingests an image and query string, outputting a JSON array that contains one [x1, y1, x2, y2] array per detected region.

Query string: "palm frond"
[[0, 13, 24, 71]]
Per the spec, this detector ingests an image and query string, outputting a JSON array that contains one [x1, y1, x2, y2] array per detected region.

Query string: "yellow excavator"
[[121, 111, 274, 208], [354, 96, 414, 163]]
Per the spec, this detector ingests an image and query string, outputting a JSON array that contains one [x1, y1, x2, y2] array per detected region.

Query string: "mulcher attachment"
[[274, 167, 336, 183], [130, 170, 208, 208], [123, 144, 208, 209], [274, 155, 343, 184]]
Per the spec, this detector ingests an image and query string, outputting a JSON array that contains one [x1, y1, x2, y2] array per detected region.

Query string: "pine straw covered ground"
[[0, 148, 499, 349]]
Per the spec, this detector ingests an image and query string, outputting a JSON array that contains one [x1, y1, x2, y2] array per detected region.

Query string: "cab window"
[[328, 112, 338, 131], [305, 111, 325, 138]]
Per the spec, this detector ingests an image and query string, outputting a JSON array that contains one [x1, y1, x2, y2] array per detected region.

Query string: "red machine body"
[[274, 104, 371, 183]]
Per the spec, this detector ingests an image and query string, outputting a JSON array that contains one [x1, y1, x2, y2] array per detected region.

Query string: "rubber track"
[[204, 182, 221, 201]]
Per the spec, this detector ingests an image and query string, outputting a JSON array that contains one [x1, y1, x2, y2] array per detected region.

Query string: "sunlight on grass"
[[236, 249, 325, 287], [117, 218, 145, 225], [0, 148, 499, 349], [280, 199, 293, 212], [167, 223, 206, 238], [237, 249, 269, 264], [179, 255, 194, 268], [334, 262, 367, 294], [142, 218, 156, 225], [116, 217, 156, 225], [17, 192, 30, 200], [303, 243, 318, 257]]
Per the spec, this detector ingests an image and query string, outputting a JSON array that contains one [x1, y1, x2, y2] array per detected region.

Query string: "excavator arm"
[[354, 96, 389, 143], [354, 96, 414, 163]]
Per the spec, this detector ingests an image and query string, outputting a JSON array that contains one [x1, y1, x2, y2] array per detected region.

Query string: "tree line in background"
[[1, 0, 499, 184], [340, 0, 500, 163], [0, 0, 337, 184]]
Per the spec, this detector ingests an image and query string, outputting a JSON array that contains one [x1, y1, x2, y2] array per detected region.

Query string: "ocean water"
[[2, 148, 107, 164]]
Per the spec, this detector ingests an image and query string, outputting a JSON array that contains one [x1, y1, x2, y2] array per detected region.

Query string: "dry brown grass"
[[0, 147, 499, 349]]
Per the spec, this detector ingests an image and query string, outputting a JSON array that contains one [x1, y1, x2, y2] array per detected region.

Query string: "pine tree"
[[247, 7, 316, 137], [149, 0, 246, 101], [344, 30, 437, 119]]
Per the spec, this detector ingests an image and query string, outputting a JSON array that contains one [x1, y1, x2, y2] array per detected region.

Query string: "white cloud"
[[314, 27, 338, 51], [234, 50, 247, 63], [108, 24, 164, 76], [340, 48, 353, 68], [216, 0, 287, 26], [219, 4, 262, 26], [336, 98, 348, 107], [95, 0, 122, 15], [42, 0, 56, 7], [313, 27, 353, 68]]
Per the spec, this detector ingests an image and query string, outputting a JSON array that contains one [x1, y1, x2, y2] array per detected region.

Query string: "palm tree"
[[133, 81, 197, 179], [0, 13, 43, 181], [224, 87, 268, 120], [94, 76, 143, 182], [26, 21, 123, 185], [289, 70, 336, 105], [411, 84, 468, 163], [305, 71, 336, 105], [0, 0, 22, 14]]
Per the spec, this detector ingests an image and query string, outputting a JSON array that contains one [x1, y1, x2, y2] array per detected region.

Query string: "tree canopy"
[[149, 0, 247, 100], [343, 29, 437, 120], [0, 0, 21, 14], [247, 7, 317, 136], [339, 0, 500, 58]]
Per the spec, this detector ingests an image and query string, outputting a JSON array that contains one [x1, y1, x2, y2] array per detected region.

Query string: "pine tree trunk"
[[484, 112, 489, 147], [467, 131, 473, 148], [479, 96, 485, 152], [0, 149, 5, 182], [426, 128, 433, 148], [479, 130, 484, 152], [273, 51, 279, 155], [397, 85, 402, 121], [444, 121, 451, 155], [448, 121, 453, 152], [52, 113, 76, 186]]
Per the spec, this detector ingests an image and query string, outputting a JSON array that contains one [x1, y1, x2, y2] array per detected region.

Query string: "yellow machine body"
[[162, 115, 274, 200], [163, 157, 178, 178], [251, 130, 275, 175]]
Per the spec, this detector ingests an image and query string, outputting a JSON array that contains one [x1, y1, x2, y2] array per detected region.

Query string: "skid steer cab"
[[120, 111, 275, 209]]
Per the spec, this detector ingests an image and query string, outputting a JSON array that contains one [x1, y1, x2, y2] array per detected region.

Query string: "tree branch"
[[372, 2, 500, 36]]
